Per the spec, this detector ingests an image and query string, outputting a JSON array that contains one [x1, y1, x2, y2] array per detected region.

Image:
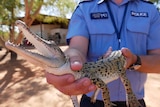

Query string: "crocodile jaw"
[[5, 41, 63, 68], [15, 20, 65, 60], [5, 20, 66, 68], [5, 41, 77, 77]]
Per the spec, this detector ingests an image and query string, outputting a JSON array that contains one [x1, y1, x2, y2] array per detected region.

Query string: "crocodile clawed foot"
[[103, 102, 116, 107], [111, 102, 117, 107], [127, 101, 142, 107], [90, 97, 96, 103], [127, 95, 143, 107]]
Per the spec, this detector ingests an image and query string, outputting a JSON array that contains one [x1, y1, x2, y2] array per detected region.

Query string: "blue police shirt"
[[66, 0, 160, 101]]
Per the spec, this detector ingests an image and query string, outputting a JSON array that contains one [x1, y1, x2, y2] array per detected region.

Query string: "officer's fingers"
[[60, 78, 97, 95], [121, 48, 132, 57], [121, 48, 136, 69], [103, 47, 112, 58], [45, 72, 75, 88]]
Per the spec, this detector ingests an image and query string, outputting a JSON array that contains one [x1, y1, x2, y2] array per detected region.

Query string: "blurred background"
[[0, 0, 160, 107]]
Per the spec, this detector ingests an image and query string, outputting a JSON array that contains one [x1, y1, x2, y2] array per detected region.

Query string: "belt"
[[81, 94, 146, 107]]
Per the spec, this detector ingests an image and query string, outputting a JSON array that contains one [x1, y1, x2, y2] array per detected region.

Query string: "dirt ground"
[[0, 46, 160, 107]]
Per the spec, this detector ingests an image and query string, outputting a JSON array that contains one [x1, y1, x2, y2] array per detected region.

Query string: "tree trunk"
[[10, 51, 17, 61], [0, 36, 6, 48], [0, 36, 10, 61], [9, 22, 18, 61], [15, 32, 24, 44]]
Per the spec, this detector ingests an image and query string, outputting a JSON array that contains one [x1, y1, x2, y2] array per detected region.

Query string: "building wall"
[[50, 29, 68, 45], [30, 24, 68, 45], [30, 24, 60, 40]]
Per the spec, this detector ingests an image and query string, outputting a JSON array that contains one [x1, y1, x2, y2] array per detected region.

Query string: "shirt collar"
[[98, 0, 105, 4], [97, 0, 139, 4]]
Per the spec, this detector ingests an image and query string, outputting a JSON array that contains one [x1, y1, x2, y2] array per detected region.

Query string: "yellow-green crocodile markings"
[[5, 20, 142, 107]]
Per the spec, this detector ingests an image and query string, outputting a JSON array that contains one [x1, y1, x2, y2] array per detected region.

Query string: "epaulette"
[[79, 0, 93, 3], [141, 0, 154, 4]]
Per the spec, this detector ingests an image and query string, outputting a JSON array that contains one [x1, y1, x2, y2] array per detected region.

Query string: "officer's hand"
[[121, 48, 137, 69], [45, 48, 96, 95]]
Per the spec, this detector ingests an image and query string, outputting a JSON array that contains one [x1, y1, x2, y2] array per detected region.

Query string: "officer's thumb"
[[70, 56, 83, 71]]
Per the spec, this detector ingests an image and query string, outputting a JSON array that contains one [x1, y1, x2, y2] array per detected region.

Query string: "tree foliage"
[[0, 0, 76, 60], [53, 0, 77, 17], [0, 0, 22, 25], [150, 0, 159, 3], [150, 0, 160, 10], [36, 14, 69, 28], [0, 0, 76, 43]]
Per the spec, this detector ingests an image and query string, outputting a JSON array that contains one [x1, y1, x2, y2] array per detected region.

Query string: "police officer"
[[46, 0, 160, 107]]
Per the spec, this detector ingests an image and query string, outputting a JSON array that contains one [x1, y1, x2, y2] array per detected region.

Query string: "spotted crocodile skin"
[[5, 20, 142, 107]]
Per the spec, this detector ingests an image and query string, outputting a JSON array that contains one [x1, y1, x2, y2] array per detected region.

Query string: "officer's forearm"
[[138, 55, 160, 73]]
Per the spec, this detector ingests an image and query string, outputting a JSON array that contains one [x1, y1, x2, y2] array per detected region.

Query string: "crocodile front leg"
[[91, 88, 100, 103], [120, 69, 142, 107], [70, 95, 79, 107]]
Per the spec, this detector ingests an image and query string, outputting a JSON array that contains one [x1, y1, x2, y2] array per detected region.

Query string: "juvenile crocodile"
[[5, 20, 142, 107]]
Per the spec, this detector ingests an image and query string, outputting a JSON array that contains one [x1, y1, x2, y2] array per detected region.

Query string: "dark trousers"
[[80, 94, 146, 107]]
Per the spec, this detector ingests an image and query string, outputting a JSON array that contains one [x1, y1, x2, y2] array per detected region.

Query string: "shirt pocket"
[[86, 19, 118, 60], [125, 17, 150, 54], [87, 19, 115, 35], [127, 17, 150, 35]]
